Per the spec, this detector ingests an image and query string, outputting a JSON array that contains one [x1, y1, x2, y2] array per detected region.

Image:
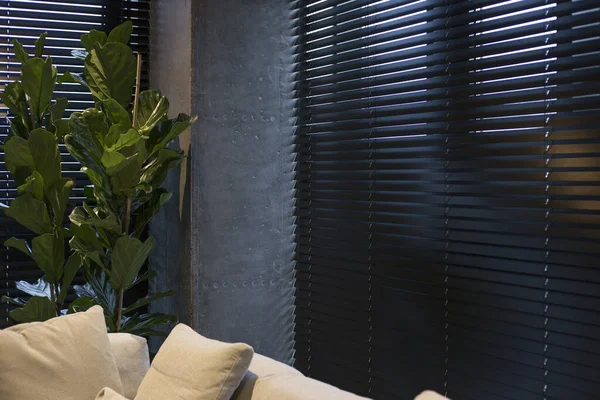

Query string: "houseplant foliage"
[[60, 21, 196, 336], [1, 22, 195, 337], [0, 35, 82, 322]]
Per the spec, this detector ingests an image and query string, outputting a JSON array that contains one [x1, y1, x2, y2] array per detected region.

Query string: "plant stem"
[[132, 54, 142, 128], [49, 283, 59, 317], [115, 289, 124, 331], [123, 197, 132, 234]]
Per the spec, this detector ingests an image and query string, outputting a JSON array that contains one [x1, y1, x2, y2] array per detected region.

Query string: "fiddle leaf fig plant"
[[61, 21, 196, 336], [1, 22, 195, 337], [0, 37, 81, 322]]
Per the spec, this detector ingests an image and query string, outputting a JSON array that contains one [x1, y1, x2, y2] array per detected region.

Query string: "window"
[[1, 0, 150, 328], [292, 1, 600, 398]]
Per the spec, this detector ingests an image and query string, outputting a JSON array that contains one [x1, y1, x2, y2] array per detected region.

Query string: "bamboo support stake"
[[132, 53, 143, 128]]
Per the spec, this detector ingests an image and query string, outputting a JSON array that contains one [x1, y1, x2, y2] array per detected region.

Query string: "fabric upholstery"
[[233, 373, 371, 400], [96, 387, 131, 400], [0, 305, 123, 400], [135, 323, 254, 400], [414, 391, 449, 400], [108, 333, 151, 398]]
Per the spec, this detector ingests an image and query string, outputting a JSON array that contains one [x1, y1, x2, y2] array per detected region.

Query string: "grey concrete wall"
[[149, 0, 296, 363]]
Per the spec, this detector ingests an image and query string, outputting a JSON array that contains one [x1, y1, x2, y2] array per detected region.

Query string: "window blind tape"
[[0, 0, 150, 329], [293, 0, 600, 398]]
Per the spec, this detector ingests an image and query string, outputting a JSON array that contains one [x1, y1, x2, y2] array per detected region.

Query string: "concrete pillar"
[[149, 0, 296, 363]]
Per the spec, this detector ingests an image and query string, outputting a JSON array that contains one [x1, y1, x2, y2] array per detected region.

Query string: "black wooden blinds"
[[292, 1, 600, 399]]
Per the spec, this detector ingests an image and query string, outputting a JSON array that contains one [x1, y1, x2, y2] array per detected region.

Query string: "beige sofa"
[[109, 333, 448, 400]]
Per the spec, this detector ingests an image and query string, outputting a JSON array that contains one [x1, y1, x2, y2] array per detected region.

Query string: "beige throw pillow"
[[0, 305, 123, 400], [135, 324, 254, 400], [108, 333, 151, 398], [96, 387, 131, 400]]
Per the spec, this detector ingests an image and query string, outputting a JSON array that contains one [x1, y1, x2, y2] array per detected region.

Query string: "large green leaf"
[[1, 81, 27, 119], [101, 151, 128, 176], [47, 178, 74, 223], [119, 312, 177, 337], [58, 253, 82, 303], [17, 171, 44, 201], [66, 111, 108, 184], [69, 206, 121, 233], [21, 57, 56, 120], [67, 296, 96, 314], [32, 231, 64, 284], [9, 296, 56, 323], [137, 91, 168, 133], [16, 278, 52, 298], [85, 42, 136, 108], [34, 32, 48, 58], [3, 136, 34, 185], [140, 148, 185, 188], [107, 126, 144, 151], [28, 128, 61, 190], [111, 155, 142, 195], [49, 97, 68, 121], [123, 290, 173, 315], [4, 237, 32, 257], [3, 193, 52, 234], [110, 236, 155, 291], [10, 39, 28, 64], [133, 189, 172, 237], [103, 98, 131, 126], [107, 21, 133, 45], [81, 29, 107, 52]]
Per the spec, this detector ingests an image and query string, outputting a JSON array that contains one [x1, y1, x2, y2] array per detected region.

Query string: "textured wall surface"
[[150, 0, 296, 362]]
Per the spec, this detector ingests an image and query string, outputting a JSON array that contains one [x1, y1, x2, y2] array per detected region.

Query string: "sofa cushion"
[[414, 391, 449, 400], [234, 373, 371, 400], [96, 387, 130, 400], [0, 305, 123, 400], [108, 333, 150, 398], [234, 353, 302, 400], [135, 323, 254, 400]]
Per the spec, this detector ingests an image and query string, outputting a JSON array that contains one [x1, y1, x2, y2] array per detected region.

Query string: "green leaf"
[[17, 171, 44, 201], [66, 111, 109, 187], [85, 42, 136, 108], [34, 32, 48, 58], [105, 124, 139, 149], [81, 29, 107, 52], [4, 237, 32, 257], [3, 193, 52, 234], [101, 151, 127, 175], [119, 312, 177, 337], [103, 98, 132, 126], [9, 116, 30, 140], [140, 148, 185, 188], [132, 269, 157, 287], [47, 178, 74, 223], [57, 71, 88, 87], [112, 155, 142, 194], [28, 128, 61, 190], [58, 253, 82, 303], [9, 296, 57, 323], [32, 231, 64, 284], [151, 115, 197, 155], [69, 206, 121, 233], [137, 91, 168, 133], [133, 189, 172, 237], [10, 39, 29, 64], [22, 57, 56, 120], [67, 296, 96, 314], [123, 290, 173, 315], [16, 278, 52, 299], [110, 236, 156, 291], [3, 136, 34, 185], [1, 296, 27, 307], [1, 81, 27, 118], [49, 97, 68, 121], [107, 21, 133, 45]]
